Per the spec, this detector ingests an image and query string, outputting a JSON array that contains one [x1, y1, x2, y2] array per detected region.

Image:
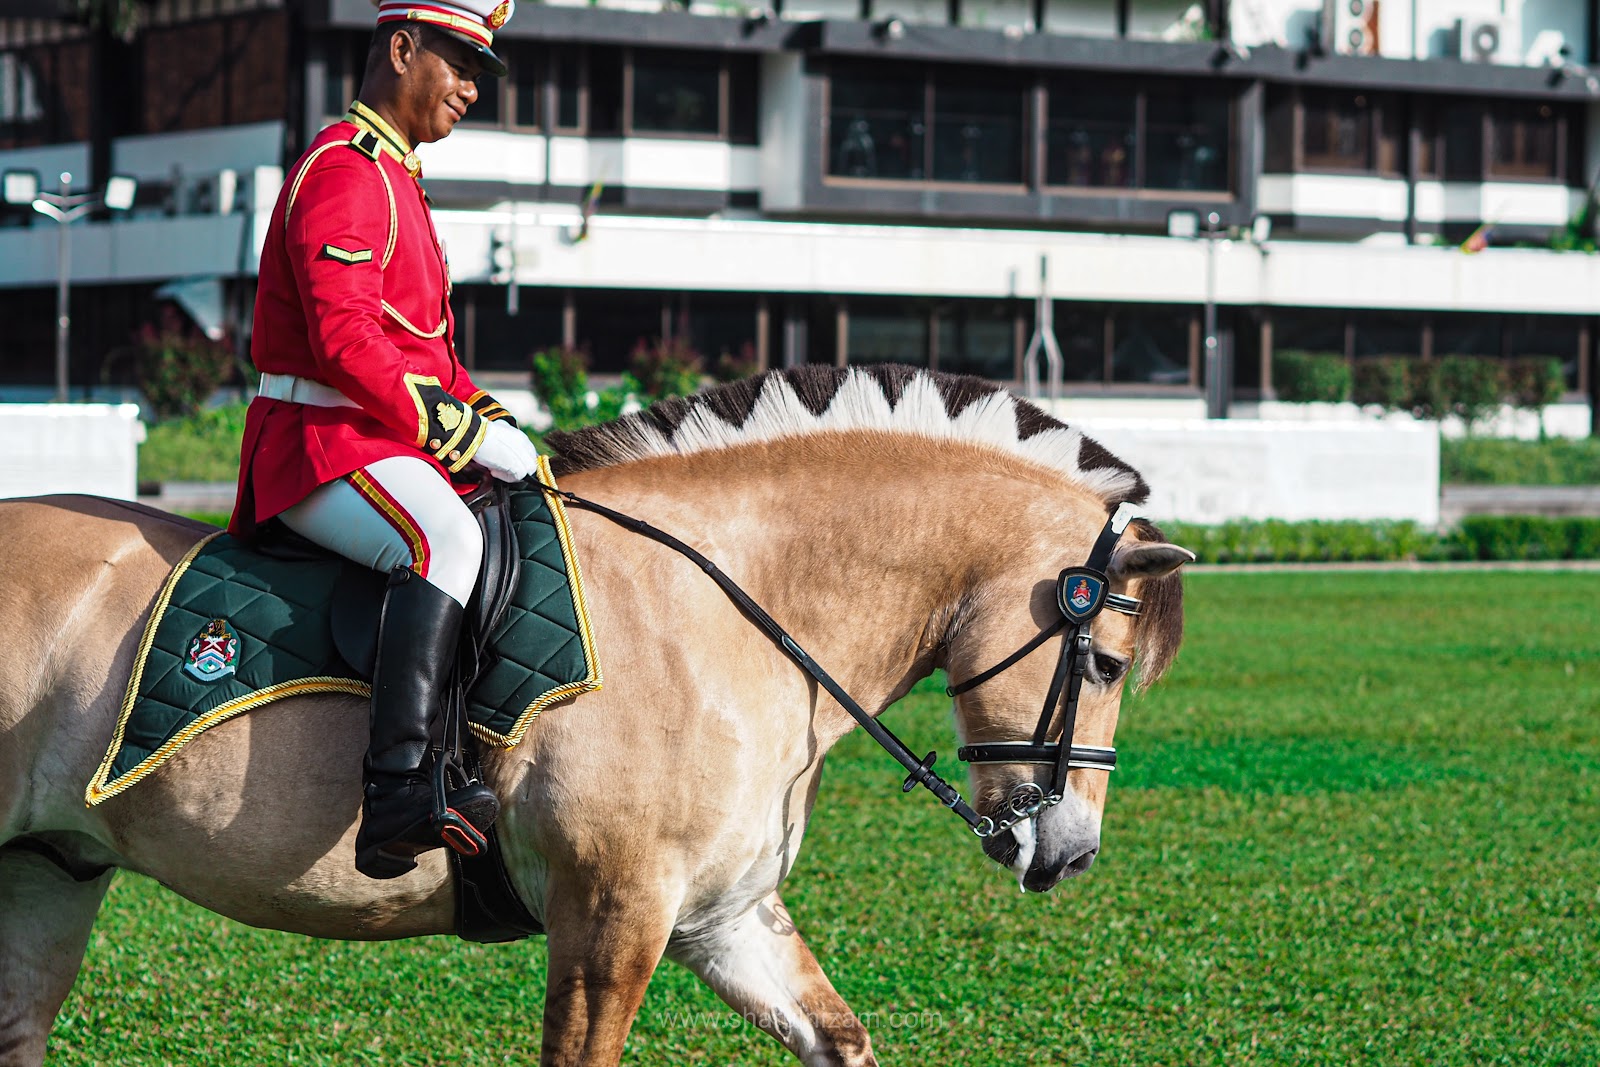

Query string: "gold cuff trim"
[[402, 372, 443, 447]]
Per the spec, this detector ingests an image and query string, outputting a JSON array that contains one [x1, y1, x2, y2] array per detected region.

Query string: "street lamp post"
[[1167, 209, 1235, 419], [3, 169, 138, 402]]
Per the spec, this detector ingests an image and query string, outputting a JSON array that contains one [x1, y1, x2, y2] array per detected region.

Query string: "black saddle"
[[255, 478, 543, 943]]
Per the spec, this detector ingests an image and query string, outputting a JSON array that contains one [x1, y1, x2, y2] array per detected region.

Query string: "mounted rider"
[[229, 0, 537, 879]]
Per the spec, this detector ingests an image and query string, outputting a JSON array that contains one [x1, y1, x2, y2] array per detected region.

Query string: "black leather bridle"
[[948, 504, 1142, 837], [535, 480, 1140, 841]]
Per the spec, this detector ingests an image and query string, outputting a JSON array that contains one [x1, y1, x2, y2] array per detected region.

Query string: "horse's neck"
[[570, 435, 1067, 723]]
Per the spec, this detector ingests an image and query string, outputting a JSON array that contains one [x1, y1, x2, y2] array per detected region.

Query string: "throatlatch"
[[534, 481, 1142, 843]]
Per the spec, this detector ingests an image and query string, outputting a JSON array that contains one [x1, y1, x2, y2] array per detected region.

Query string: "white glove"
[[471, 419, 540, 483]]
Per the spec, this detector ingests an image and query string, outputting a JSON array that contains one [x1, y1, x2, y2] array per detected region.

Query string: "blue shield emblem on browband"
[[184, 618, 239, 683], [1058, 568, 1109, 624]]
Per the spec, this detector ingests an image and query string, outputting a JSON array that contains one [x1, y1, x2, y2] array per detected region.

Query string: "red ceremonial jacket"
[[229, 103, 512, 538]]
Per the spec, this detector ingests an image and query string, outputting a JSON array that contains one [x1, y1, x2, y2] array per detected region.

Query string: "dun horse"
[[0, 366, 1191, 1066]]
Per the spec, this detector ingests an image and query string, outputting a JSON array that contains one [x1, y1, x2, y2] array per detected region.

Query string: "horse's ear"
[[1107, 542, 1196, 584]]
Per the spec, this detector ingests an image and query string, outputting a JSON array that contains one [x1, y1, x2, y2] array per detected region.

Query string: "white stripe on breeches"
[[277, 455, 483, 607]]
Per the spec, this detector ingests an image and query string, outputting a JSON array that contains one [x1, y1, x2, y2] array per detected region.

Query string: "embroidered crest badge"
[[487, 0, 512, 30], [1057, 568, 1108, 624], [184, 619, 240, 683], [436, 401, 464, 432]]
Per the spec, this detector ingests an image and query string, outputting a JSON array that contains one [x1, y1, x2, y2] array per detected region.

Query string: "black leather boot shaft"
[[365, 568, 463, 784]]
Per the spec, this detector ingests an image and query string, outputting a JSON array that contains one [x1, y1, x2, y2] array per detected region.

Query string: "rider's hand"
[[471, 419, 539, 483]]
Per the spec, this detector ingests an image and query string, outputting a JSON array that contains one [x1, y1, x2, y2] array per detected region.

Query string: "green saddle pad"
[[87, 463, 601, 806]]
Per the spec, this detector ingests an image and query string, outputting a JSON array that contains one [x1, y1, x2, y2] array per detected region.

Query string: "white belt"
[[258, 373, 358, 409]]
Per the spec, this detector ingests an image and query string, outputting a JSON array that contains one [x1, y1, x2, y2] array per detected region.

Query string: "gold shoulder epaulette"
[[349, 131, 382, 161]]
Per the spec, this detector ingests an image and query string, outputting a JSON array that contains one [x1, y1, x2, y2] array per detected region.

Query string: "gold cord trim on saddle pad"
[[470, 455, 603, 748], [84, 461, 602, 805]]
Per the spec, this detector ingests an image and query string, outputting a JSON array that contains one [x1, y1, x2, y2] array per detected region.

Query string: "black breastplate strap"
[[532, 480, 991, 835]]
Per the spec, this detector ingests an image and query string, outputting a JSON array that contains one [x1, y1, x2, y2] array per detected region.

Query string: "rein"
[[533, 479, 1138, 841]]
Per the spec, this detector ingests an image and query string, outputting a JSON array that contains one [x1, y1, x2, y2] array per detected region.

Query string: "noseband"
[[947, 504, 1141, 837], [536, 480, 1140, 845]]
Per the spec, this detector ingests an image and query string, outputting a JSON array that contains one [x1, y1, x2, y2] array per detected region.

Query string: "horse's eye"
[[1092, 654, 1127, 685]]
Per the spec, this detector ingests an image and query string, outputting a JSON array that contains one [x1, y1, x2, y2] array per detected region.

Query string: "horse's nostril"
[[1066, 847, 1098, 875]]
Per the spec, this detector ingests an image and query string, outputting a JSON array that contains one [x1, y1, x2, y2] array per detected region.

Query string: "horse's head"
[[946, 509, 1191, 893]]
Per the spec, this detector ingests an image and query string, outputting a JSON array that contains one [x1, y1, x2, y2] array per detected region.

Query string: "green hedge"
[[1277, 353, 1565, 429], [1272, 350, 1351, 403], [1161, 517, 1600, 564], [1442, 436, 1600, 485]]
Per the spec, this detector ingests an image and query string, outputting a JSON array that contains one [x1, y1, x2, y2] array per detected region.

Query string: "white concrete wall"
[[1261, 174, 1575, 228], [418, 132, 763, 192], [0, 405, 144, 502], [760, 52, 808, 213], [1259, 173, 1412, 221], [1252, 399, 1593, 440], [111, 122, 285, 180], [0, 142, 91, 188], [426, 207, 1600, 317], [1071, 416, 1442, 524]]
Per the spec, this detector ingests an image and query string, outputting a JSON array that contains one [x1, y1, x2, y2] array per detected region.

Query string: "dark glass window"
[[573, 289, 662, 372], [1264, 85, 1295, 172], [829, 66, 926, 180], [589, 47, 624, 135], [513, 55, 540, 128], [728, 54, 760, 144], [1145, 91, 1229, 191], [1302, 90, 1374, 170], [1046, 82, 1136, 188], [1488, 101, 1560, 180], [1351, 312, 1422, 359], [1274, 308, 1347, 359], [1432, 313, 1503, 357], [1507, 314, 1582, 390], [631, 49, 720, 136], [468, 72, 502, 125], [1057, 304, 1110, 382], [1110, 306, 1193, 385], [1440, 101, 1483, 181], [849, 300, 930, 365], [937, 301, 1016, 379], [931, 75, 1024, 185], [554, 49, 582, 130]]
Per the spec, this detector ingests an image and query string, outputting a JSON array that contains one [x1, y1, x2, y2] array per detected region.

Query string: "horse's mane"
[[547, 365, 1149, 507], [547, 365, 1182, 685]]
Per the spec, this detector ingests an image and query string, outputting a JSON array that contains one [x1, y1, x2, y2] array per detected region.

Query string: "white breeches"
[[277, 455, 483, 607]]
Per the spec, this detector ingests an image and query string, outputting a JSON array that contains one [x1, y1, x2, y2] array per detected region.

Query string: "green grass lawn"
[[44, 572, 1600, 1065]]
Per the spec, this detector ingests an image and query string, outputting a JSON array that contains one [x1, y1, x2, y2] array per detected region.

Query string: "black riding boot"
[[354, 569, 499, 880]]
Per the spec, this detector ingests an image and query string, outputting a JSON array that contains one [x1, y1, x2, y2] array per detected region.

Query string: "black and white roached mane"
[[548, 365, 1182, 685]]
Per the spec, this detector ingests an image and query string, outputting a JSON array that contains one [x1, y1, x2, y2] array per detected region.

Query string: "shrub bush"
[[1441, 437, 1600, 485], [1271, 350, 1351, 403], [1438, 356, 1505, 430], [1351, 357, 1409, 410], [628, 337, 704, 400], [134, 310, 236, 421], [529, 346, 630, 432]]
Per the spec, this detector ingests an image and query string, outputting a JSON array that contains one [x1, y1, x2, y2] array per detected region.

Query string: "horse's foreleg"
[[667, 891, 877, 1067], [0, 846, 112, 1067], [539, 878, 676, 1067]]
